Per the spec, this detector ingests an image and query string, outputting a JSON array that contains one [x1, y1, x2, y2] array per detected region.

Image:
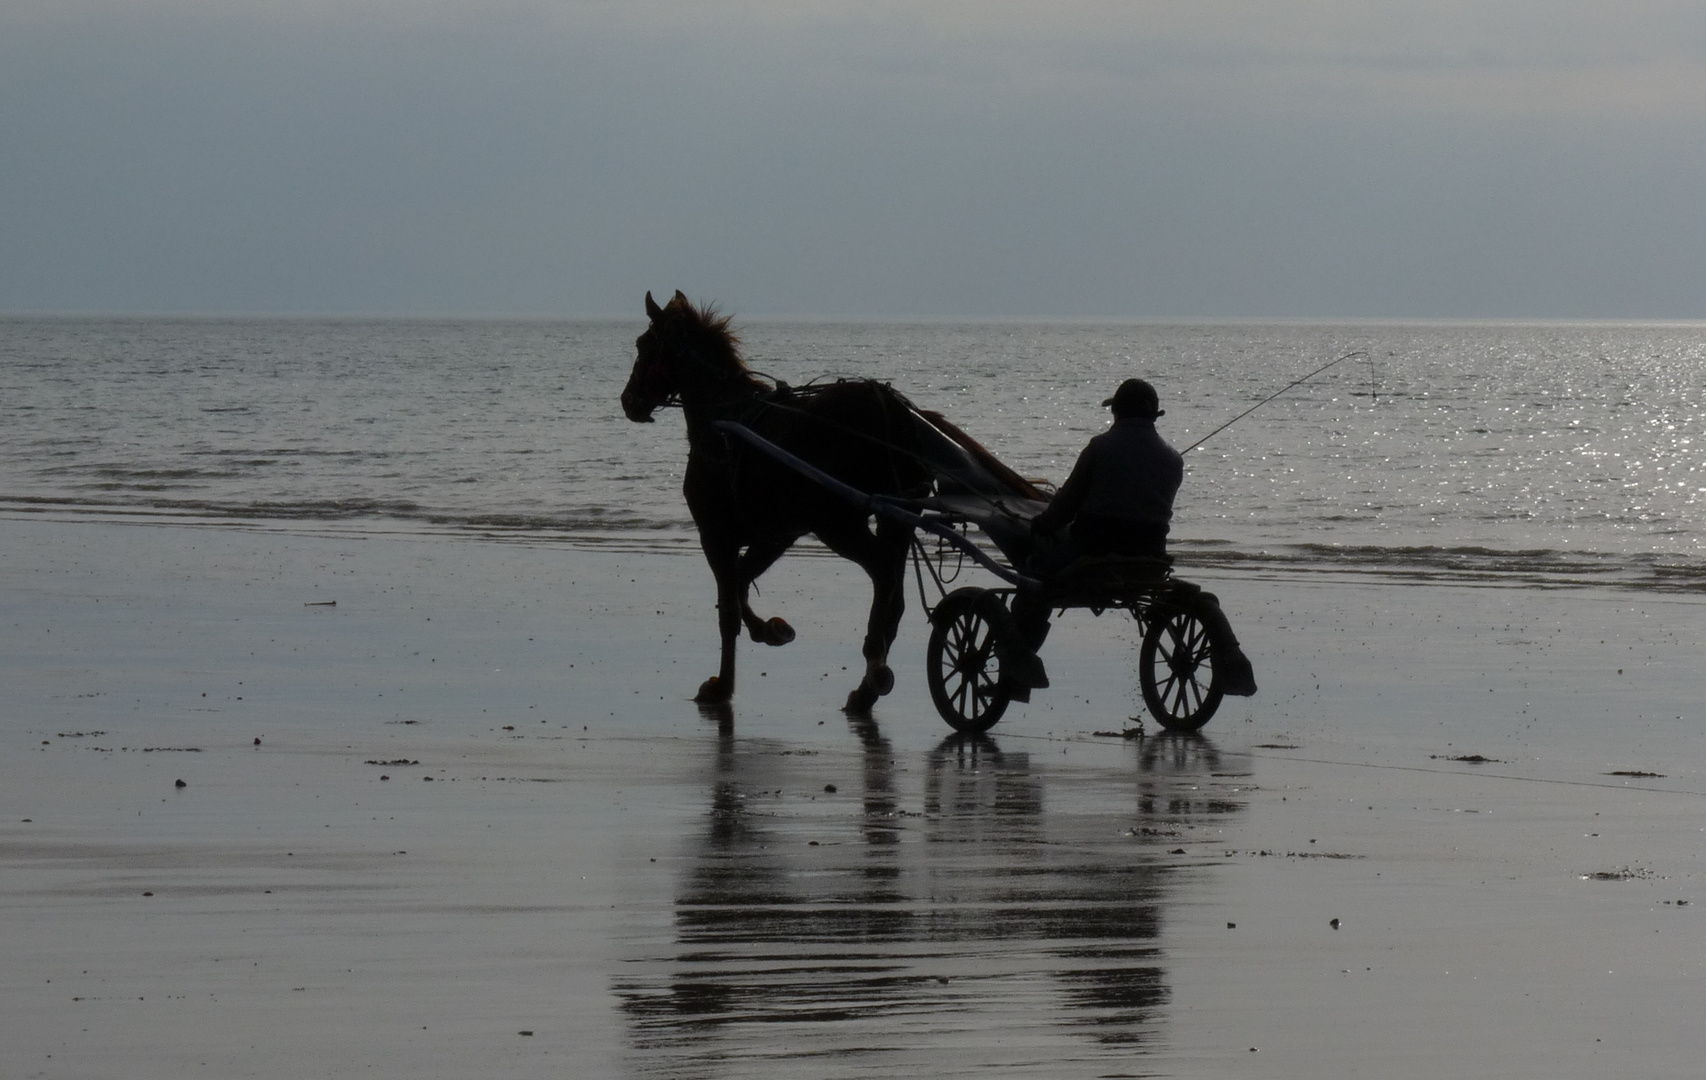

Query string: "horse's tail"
[[913, 408, 1047, 501]]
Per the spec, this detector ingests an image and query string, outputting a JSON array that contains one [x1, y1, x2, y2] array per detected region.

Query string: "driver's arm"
[[1031, 442, 1095, 536]]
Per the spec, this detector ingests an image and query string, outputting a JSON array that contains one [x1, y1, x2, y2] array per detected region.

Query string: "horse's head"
[[621, 290, 746, 422], [620, 291, 676, 422]]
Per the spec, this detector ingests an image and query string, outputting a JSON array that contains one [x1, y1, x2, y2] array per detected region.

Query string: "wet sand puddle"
[[616, 719, 1246, 1078]]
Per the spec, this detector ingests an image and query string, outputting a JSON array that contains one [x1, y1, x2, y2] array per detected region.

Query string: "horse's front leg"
[[694, 535, 743, 704], [736, 537, 797, 646], [822, 516, 912, 716]]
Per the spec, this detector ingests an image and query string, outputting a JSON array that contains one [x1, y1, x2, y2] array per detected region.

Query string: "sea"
[[3, 316, 1703, 592]]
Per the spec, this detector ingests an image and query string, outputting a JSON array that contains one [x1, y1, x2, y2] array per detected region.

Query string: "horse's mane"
[[663, 292, 748, 378]]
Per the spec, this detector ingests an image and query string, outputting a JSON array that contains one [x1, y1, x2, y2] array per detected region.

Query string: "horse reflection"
[[615, 720, 1248, 1077]]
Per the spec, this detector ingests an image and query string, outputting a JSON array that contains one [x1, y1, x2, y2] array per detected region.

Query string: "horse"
[[621, 290, 1039, 715]]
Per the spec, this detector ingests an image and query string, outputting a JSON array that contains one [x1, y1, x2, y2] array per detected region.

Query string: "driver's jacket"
[[1031, 417, 1183, 536]]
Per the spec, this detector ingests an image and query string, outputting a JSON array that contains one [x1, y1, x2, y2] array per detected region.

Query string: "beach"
[[3, 514, 1701, 1078]]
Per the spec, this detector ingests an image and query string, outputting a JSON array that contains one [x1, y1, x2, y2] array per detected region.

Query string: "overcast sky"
[[3, 1, 1704, 318]]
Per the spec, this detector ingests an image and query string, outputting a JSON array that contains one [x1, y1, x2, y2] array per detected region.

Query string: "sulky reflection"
[[615, 718, 1247, 1078]]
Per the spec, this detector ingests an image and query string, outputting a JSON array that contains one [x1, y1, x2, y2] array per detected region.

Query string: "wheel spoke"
[[1169, 670, 1191, 715], [1159, 672, 1183, 715], [943, 629, 966, 668], [949, 625, 972, 659], [948, 612, 997, 718]]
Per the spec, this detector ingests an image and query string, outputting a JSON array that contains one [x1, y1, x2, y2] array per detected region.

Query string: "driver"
[[1029, 378, 1182, 567], [1004, 378, 1183, 698]]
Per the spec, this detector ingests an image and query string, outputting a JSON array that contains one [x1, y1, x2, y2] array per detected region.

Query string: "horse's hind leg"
[[736, 538, 797, 646], [820, 516, 912, 716]]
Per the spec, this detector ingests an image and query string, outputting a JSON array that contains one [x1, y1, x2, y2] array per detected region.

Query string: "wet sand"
[[3, 516, 1702, 1078]]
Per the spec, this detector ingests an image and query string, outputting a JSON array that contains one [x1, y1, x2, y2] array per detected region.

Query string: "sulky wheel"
[[1139, 604, 1223, 732], [926, 588, 1013, 733]]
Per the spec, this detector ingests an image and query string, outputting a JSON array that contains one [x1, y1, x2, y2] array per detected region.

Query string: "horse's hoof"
[[868, 663, 895, 696], [693, 676, 731, 704], [843, 682, 879, 716], [752, 617, 795, 647]]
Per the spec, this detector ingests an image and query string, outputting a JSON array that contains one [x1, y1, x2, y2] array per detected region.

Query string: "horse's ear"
[[672, 290, 690, 310], [645, 291, 664, 322]]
